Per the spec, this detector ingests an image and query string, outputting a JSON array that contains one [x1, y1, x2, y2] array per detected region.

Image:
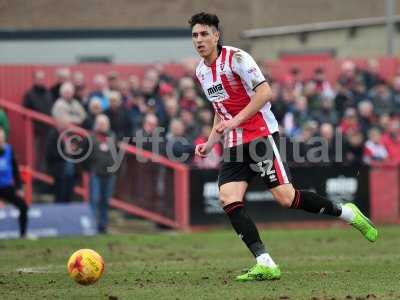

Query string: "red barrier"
[[369, 162, 400, 223]]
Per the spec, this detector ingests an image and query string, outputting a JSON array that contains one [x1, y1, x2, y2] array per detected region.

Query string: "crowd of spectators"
[[19, 59, 400, 173], [268, 59, 400, 165], [15, 60, 400, 171], [24, 60, 400, 168]]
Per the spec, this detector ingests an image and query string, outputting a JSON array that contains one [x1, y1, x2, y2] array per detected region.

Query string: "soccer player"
[[189, 12, 378, 281], [0, 127, 28, 238]]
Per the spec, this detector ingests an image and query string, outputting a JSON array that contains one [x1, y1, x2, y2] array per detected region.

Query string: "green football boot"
[[236, 263, 281, 282], [344, 203, 378, 242]]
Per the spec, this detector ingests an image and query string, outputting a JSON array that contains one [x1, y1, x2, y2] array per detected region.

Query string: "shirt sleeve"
[[231, 50, 266, 91]]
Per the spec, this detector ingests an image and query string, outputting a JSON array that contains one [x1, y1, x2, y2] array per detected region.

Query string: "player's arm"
[[233, 82, 272, 124], [216, 51, 271, 133], [195, 113, 222, 157]]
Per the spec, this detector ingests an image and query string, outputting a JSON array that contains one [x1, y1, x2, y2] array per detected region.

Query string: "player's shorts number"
[[256, 159, 274, 178]]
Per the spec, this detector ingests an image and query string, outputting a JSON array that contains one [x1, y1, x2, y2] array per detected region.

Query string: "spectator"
[[105, 91, 133, 140], [381, 117, 400, 163], [197, 107, 213, 125], [379, 113, 391, 132], [179, 76, 196, 92], [334, 81, 356, 119], [283, 96, 312, 137], [361, 59, 383, 90], [289, 67, 304, 96], [312, 96, 338, 126], [118, 80, 133, 104], [337, 60, 357, 91], [89, 74, 110, 110], [127, 92, 147, 133], [50, 68, 71, 102], [180, 109, 200, 143], [369, 80, 393, 115], [0, 107, 10, 139], [391, 76, 400, 113], [107, 71, 119, 91], [344, 130, 364, 165], [72, 71, 87, 105], [303, 80, 321, 113], [358, 100, 376, 135], [23, 70, 53, 116], [83, 97, 103, 130], [166, 118, 194, 162], [180, 87, 199, 112], [165, 98, 179, 120], [154, 62, 174, 84], [363, 127, 388, 164], [135, 113, 162, 152], [87, 114, 117, 234], [52, 82, 87, 126], [271, 85, 294, 124], [45, 116, 78, 203], [352, 79, 369, 103], [128, 74, 141, 95], [317, 122, 337, 163], [312, 67, 334, 99], [294, 121, 318, 161], [23, 70, 53, 171], [159, 82, 176, 105], [141, 70, 167, 126], [339, 108, 360, 135], [0, 127, 28, 238]]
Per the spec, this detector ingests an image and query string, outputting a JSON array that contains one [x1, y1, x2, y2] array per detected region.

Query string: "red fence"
[[0, 98, 190, 230]]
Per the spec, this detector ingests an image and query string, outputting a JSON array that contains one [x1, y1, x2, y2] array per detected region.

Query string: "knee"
[[219, 190, 237, 207], [273, 188, 295, 208]]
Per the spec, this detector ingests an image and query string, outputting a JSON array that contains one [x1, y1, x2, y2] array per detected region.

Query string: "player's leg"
[[270, 183, 378, 242], [219, 181, 281, 281], [0, 186, 28, 237], [264, 132, 377, 242], [220, 181, 266, 261]]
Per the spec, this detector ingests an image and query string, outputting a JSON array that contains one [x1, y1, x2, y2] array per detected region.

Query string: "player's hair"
[[188, 12, 219, 30]]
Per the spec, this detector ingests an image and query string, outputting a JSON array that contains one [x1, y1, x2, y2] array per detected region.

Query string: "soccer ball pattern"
[[67, 249, 105, 285]]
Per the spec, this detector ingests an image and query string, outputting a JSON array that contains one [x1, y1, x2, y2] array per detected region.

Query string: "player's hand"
[[195, 143, 211, 157], [216, 118, 241, 134], [16, 189, 24, 199]]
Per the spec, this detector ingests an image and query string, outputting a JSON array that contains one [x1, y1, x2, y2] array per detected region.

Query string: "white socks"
[[339, 205, 355, 223], [256, 253, 277, 268]]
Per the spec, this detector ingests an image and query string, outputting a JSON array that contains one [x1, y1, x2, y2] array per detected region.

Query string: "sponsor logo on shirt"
[[207, 83, 224, 96]]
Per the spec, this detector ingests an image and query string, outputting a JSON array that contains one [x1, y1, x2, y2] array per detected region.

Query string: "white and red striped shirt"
[[196, 46, 278, 148]]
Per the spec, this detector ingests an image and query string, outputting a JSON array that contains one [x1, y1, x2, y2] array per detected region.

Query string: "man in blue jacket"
[[0, 127, 28, 237]]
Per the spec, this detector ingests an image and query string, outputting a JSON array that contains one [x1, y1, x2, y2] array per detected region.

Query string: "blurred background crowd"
[[16, 58, 400, 172]]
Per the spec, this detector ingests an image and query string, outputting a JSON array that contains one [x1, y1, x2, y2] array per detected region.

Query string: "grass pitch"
[[0, 225, 399, 300]]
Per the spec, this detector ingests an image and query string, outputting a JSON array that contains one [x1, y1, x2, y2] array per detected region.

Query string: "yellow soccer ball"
[[67, 249, 105, 285]]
